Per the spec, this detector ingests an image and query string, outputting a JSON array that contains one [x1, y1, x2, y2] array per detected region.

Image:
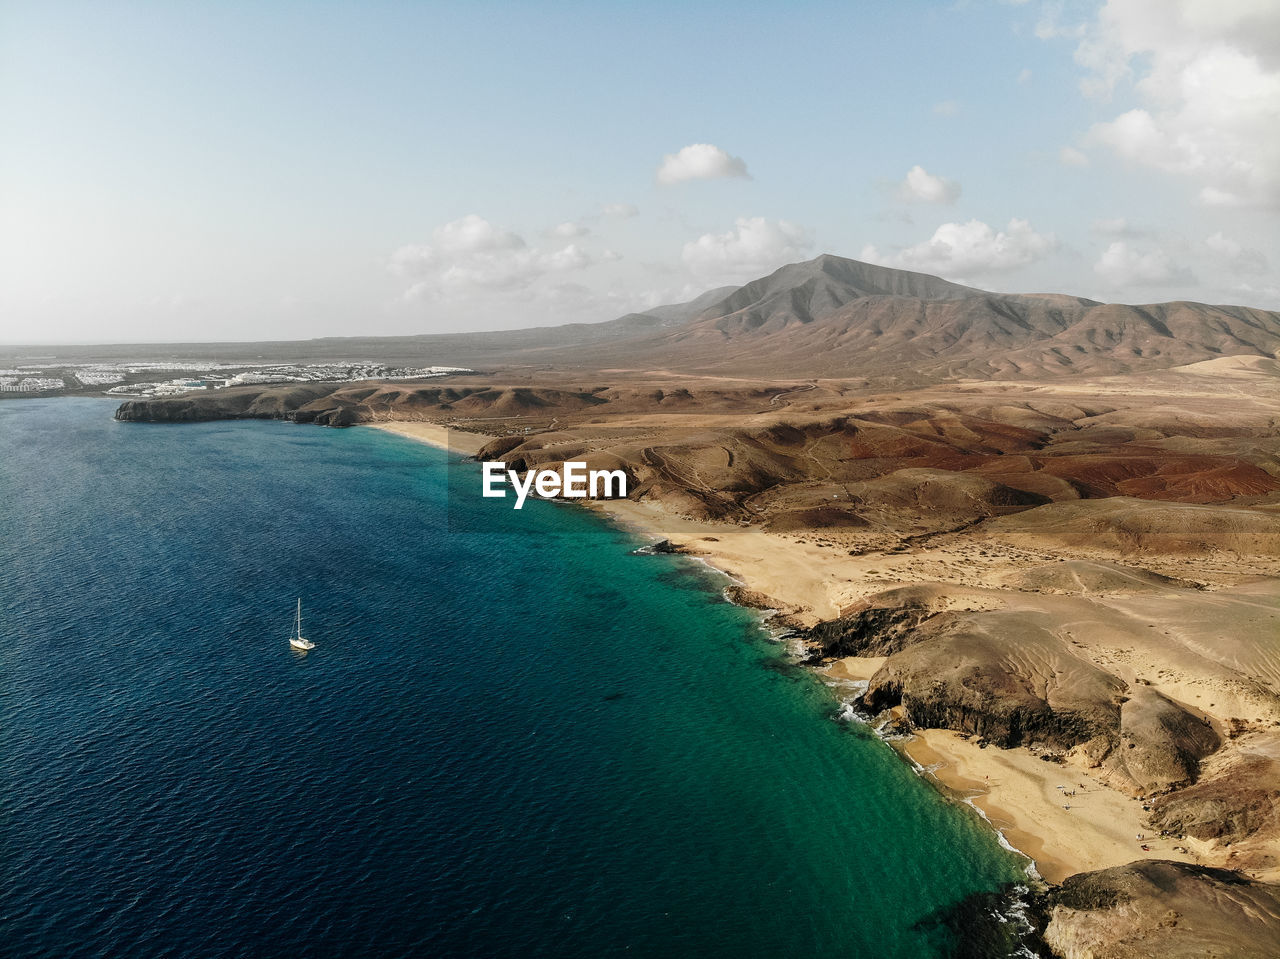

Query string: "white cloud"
[[861, 218, 1057, 278], [632, 282, 716, 313], [1229, 281, 1280, 310], [657, 143, 751, 185], [896, 165, 961, 204], [549, 221, 590, 239], [1093, 240, 1196, 287], [1073, 0, 1280, 208], [1205, 232, 1268, 275], [1059, 146, 1089, 166], [390, 214, 524, 273], [933, 99, 960, 116], [682, 217, 813, 280], [1017, 68, 1033, 84], [390, 214, 593, 300], [601, 202, 638, 218], [540, 243, 590, 271]]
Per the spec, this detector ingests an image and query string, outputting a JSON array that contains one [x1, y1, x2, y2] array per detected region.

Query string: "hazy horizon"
[[0, 248, 1275, 350], [3, 0, 1277, 344]]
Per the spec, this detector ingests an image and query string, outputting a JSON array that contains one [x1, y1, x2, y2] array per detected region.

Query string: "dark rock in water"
[[629, 539, 688, 556], [720, 585, 808, 629], [911, 883, 1052, 959], [761, 659, 806, 681], [878, 714, 913, 737], [722, 584, 777, 609]]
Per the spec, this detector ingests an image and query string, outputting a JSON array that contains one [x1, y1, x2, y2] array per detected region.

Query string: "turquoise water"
[[1, 398, 1025, 957]]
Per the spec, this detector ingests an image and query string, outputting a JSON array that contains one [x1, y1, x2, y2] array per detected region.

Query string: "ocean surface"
[[1, 398, 1027, 958]]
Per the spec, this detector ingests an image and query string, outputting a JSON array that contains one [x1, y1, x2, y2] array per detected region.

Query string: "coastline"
[[365, 421, 489, 456], [896, 728, 1203, 885], [592, 497, 1236, 885], [368, 420, 1131, 886]]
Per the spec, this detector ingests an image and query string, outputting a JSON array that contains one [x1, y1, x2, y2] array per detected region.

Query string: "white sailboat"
[[289, 598, 315, 650]]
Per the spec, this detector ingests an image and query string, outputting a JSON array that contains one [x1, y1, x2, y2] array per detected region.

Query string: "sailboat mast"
[[296, 598, 302, 637]]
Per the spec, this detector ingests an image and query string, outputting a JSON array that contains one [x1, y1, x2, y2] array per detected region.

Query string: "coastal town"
[[0, 361, 474, 398]]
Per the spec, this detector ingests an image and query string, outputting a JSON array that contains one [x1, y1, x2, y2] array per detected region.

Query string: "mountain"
[[550, 255, 1280, 381], [693, 254, 981, 336], [611, 284, 741, 329]]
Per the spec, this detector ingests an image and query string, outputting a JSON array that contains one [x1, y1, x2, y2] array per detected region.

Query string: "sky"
[[1, 0, 1277, 343]]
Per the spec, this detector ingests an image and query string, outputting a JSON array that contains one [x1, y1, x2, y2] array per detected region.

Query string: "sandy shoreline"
[[370, 419, 1221, 886], [596, 499, 847, 622], [365, 421, 490, 455], [897, 729, 1204, 884]]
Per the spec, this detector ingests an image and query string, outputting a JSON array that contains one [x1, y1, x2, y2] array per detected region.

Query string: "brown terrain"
[[114, 256, 1280, 957]]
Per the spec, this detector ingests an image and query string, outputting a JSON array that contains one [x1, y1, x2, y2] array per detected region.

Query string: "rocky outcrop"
[[1041, 861, 1280, 959], [847, 602, 1128, 751], [113, 382, 612, 428], [1151, 744, 1280, 845], [292, 405, 360, 427], [114, 385, 349, 424], [801, 587, 946, 658], [627, 539, 689, 556], [1102, 687, 1219, 796], [719, 585, 809, 628], [812, 587, 1230, 797]]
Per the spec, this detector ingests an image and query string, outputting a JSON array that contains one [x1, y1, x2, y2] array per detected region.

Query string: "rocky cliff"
[[1039, 861, 1280, 959]]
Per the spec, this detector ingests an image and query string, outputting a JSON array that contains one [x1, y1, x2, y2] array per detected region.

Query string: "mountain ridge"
[[563, 254, 1280, 380]]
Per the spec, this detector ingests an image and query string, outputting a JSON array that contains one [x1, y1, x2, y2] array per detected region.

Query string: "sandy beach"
[[366, 421, 490, 456], [899, 730, 1203, 884], [597, 499, 849, 621]]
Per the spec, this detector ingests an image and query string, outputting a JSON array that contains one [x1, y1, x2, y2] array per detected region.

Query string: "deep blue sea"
[[1, 398, 1027, 958]]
